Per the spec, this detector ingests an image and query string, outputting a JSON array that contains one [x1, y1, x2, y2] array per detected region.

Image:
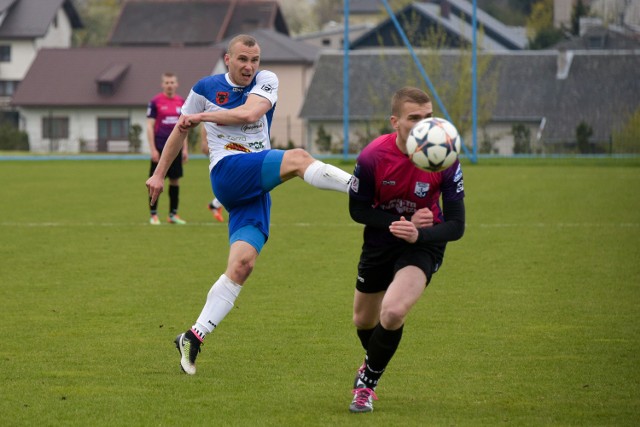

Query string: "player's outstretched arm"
[[184, 95, 272, 128], [146, 124, 189, 205]]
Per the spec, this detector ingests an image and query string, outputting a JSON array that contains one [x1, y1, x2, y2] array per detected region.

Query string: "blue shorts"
[[210, 150, 285, 253]]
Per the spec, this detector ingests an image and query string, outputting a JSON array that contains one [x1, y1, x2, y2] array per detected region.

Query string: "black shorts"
[[355, 242, 446, 293], [149, 150, 183, 179]]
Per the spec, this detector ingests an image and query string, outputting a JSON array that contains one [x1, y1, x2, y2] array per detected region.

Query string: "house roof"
[[216, 28, 320, 64], [0, 0, 17, 14], [11, 46, 225, 107], [350, 0, 526, 51], [299, 50, 640, 143], [348, 0, 383, 14], [0, 0, 82, 39], [554, 25, 640, 50], [108, 0, 289, 47]]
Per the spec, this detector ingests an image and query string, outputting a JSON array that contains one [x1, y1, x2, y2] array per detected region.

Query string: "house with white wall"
[[11, 47, 224, 153], [0, 0, 82, 124]]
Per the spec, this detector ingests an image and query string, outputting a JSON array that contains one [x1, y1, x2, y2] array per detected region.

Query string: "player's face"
[[162, 77, 178, 97], [392, 102, 433, 153], [225, 43, 261, 87]]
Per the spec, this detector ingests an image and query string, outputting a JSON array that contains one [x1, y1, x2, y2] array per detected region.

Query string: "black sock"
[[149, 199, 158, 215], [357, 327, 375, 351], [169, 185, 179, 215], [359, 323, 404, 389]]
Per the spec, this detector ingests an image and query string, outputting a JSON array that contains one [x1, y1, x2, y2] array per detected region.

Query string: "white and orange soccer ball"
[[406, 117, 461, 172]]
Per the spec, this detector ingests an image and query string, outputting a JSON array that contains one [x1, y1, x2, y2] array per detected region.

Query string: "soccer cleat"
[[174, 333, 201, 375], [207, 204, 224, 222], [349, 386, 378, 413], [149, 214, 161, 225], [167, 214, 187, 225]]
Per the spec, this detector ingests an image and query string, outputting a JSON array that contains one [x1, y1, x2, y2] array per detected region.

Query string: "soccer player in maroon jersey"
[[347, 87, 466, 412], [146, 72, 189, 225]]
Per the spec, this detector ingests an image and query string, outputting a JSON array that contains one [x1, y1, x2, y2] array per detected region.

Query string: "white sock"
[[192, 274, 242, 340], [212, 198, 222, 209], [303, 160, 352, 193]]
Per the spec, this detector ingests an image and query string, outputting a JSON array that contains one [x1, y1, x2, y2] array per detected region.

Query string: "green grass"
[[1, 157, 639, 426]]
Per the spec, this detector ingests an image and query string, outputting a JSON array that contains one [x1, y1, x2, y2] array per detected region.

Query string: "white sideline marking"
[[0, 222, 638, 228]]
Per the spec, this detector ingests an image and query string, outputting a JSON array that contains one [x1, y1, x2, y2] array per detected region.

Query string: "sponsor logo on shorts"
[[357, 275, 365, 283], [456, 180, 464, 193]]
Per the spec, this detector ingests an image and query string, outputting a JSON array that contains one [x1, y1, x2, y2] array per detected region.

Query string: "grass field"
[[1, 157, 639, 426]]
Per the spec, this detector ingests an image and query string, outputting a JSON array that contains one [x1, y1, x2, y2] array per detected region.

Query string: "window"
[[0, 45, 10, 62], [98, 118, 129, 140], [98, 82, 114, 96], [0, 80, 19, 96], [42, 117, 69, 139]]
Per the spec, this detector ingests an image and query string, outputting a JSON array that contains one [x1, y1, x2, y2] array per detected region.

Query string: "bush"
[[0, 123, 29, 151]]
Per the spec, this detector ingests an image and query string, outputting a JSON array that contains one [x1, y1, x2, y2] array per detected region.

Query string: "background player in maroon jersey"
[[146, 72, 189, 225], [347, 87, 466, 412]]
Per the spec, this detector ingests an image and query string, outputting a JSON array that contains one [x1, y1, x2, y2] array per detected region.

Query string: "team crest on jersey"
[[414, 182, 430, 198], [216, 91, 229, 105]]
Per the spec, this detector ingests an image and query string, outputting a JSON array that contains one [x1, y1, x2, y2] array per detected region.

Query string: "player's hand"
[[390, 216, 419, 243], [178, 114, 200, 132], [150, 150, 160, 163], [146, 175, 164, 206], [411, 207, 434, 228]]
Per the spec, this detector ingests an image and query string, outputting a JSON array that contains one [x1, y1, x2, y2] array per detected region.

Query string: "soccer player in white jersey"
[[146, 34, 353, 375]]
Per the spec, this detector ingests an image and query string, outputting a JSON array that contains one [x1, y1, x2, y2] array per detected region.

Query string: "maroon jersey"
[[146, 93, 185, 150], [350, 133, 464, 246]]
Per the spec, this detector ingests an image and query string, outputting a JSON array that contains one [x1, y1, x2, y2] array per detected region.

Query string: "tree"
[[576, 121, 593, 154], [128, 123, 142, 153], [571, 0, 590, 35], [279, 0, 317, 35], [0, 123, 29, 151], [315, 124, 332, 153], [512, 123, 531, 154], [612, 108, 640, 154], [526, 0, 565, 49], [359, 17, 498, 154], [73, 0, 123, 46]]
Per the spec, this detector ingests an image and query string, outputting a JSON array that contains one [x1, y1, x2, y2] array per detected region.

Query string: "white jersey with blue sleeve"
[[181, 70, 278, 171]]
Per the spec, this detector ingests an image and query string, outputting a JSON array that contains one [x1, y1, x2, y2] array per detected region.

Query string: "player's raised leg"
[[279, 148, 352, 193]]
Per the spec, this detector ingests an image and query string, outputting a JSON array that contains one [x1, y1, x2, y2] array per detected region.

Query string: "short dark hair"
[[391, 87, 431, 116], [227, 34, 258, 55]]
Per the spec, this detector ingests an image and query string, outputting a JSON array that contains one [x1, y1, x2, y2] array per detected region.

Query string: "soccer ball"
[[406, 117, 461, 172]]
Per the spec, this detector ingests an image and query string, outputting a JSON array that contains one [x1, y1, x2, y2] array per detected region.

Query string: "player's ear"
[[390, 115, 398, 130]]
